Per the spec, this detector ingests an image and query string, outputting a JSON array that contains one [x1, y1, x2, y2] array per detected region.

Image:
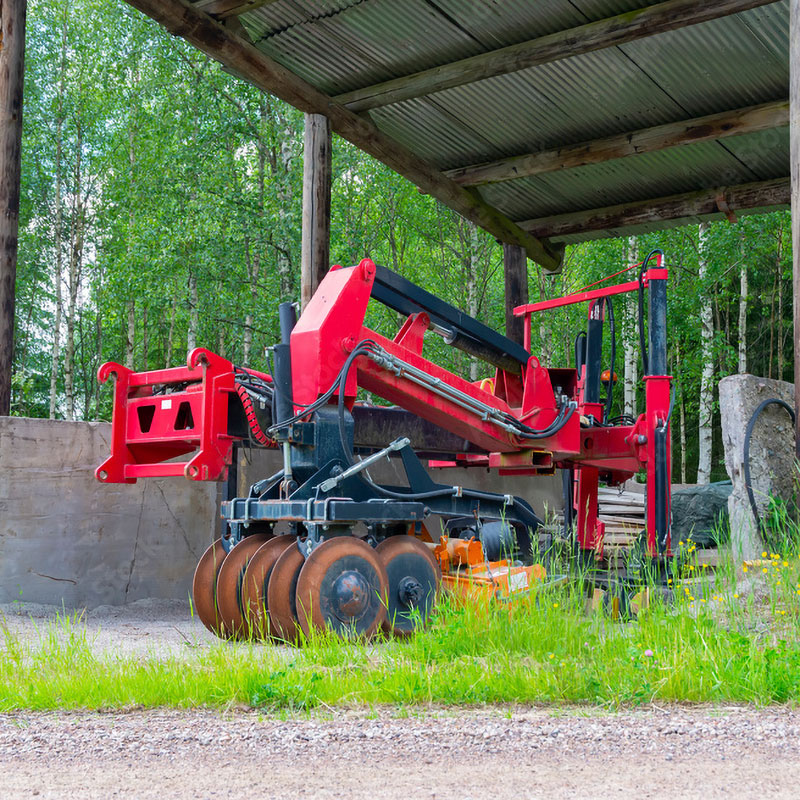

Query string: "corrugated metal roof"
[[235, 0, 790, 244]]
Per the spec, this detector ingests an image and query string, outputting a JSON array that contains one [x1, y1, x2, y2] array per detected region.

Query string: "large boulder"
[[671, 482, 732, 548], [719, 375, 796, 561]]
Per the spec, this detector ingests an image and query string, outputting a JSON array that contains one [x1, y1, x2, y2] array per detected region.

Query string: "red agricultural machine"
[[97, 250, 672, 640]]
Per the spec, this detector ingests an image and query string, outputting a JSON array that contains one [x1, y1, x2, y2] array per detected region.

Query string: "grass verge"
[[2, 546, 800, 712]]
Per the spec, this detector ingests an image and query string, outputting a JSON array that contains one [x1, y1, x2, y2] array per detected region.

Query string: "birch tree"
[[696, 222, 714, 484], [623, 237, 638, 417], [737, 233, 747, 374]]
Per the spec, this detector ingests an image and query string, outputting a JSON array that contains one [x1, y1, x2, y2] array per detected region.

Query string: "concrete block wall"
[[0, 418, 562, 608], [0, 417, 217, 608]]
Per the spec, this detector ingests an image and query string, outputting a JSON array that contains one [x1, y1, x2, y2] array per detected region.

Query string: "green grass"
[[2, 544, 800, 712]]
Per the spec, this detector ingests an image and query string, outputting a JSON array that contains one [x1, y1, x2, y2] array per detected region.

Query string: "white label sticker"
[[509, 571, 528, 593], [161, 399, 172, 410]]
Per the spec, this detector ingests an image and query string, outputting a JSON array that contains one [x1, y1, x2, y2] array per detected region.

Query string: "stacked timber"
[[552, 484, 645, 558], [598, 486, 645, 554]]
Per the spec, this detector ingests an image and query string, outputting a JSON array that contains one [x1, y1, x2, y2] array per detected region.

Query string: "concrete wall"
[[0, 417, 562, 609], [0, 417, 217, 607]]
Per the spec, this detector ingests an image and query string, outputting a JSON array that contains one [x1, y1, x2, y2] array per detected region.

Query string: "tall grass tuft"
[[2, 542, 800, 711]]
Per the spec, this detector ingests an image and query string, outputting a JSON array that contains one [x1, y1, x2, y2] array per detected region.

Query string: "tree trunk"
[[737, 236, 748, 374], [536, 270, 552, 366], [48, 11, 67, 419], [166, 292, 176, 368], [242, 236, 259, 367], [63, 131, 84, 422], [466, 222, 480, 381], [0, 0, 27, 415], [675, 341, 687, 484], [125, 299, 135, 369], [275, 114, 295, 299], [187, 271, 198, 354], [623, 237, 638, 417], [141, 304, 148, 369], [94, 265, 103, 418], [697, 222, 714, 484]]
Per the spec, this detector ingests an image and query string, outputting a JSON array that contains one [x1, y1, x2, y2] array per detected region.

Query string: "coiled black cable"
[[742, 398, 795, 542]]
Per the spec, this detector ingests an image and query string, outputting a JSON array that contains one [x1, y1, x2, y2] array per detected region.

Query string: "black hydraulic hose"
[[637, 265, 649, 376], [636, 249, 664, 377], [604, 296, 616, 424], [267, 340, 379, 435], [743, 398, 795, 541], [574, 331, 586, 375], [511, 401, 576, 440]]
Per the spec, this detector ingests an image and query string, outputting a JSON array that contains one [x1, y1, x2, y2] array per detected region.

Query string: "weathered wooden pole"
[[0, 0, 27, 416], [300, 113, 331, 310], [503, 243, 528, 346], [792, 0, 800, 457]]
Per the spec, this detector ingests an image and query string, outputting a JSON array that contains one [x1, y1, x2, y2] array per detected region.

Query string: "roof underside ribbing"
[[184, 0, 791, 253]]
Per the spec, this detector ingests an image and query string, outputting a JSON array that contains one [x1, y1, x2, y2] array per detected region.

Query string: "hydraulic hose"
[[574, 331, 586, 376], [742, 398, 795, 542], [604, 296, 616, 424], [638, 265, 649, 376], [636, 249, 664, 376]]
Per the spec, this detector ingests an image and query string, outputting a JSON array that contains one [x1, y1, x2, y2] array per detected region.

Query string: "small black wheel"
[[376, 536, 441, 636]]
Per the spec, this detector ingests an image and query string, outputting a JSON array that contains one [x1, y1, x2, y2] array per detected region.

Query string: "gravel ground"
[[1, 706, 799, 799], [1, 601, 799, 798], [0, 599, 217, 659]]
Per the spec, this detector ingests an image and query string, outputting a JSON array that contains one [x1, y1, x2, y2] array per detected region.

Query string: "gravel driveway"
[[1, 601, 798, 798], [1, 706, 798, 799]]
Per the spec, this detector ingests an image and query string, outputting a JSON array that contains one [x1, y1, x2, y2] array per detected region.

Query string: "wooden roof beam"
[[519, 178, 790, 240], [335, 0, 781, 113], [446, 100, 789, 187], [124, 0, 563, 271], [192, 0, 277, 19]]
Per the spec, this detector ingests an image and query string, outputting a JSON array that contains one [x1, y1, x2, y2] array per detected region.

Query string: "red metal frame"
[[96, 348, 260, 483], [98, 255, 671, 558]]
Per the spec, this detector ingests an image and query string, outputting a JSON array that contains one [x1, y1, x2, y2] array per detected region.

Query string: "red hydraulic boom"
[[97, 251, 673, 639]]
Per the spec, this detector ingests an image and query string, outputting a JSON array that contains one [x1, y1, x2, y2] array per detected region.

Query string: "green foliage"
[[12, 0, 794, 482]]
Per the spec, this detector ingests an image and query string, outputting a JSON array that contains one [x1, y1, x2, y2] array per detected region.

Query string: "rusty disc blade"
[[192, 538, 229, 638], [241, 534, 295, 640], [266, 540, 306, 644], [215, 533, 272, 639], [296, 537, 388, 640], [376, 535, 441, 636]]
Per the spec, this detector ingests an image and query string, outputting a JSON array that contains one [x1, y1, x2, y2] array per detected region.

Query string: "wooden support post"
[[301, 113, 331, 310], [503, 244, 528, 347], [791, 0, 800, 458], [0, 0, 27, 416]]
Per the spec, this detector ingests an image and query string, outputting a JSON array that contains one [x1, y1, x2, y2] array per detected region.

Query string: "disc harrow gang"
[[192, 533, 443, 643], [215, 532, 272, 638]]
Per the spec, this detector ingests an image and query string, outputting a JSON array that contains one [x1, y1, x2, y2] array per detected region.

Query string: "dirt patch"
[[0, 599, 215, 659]]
